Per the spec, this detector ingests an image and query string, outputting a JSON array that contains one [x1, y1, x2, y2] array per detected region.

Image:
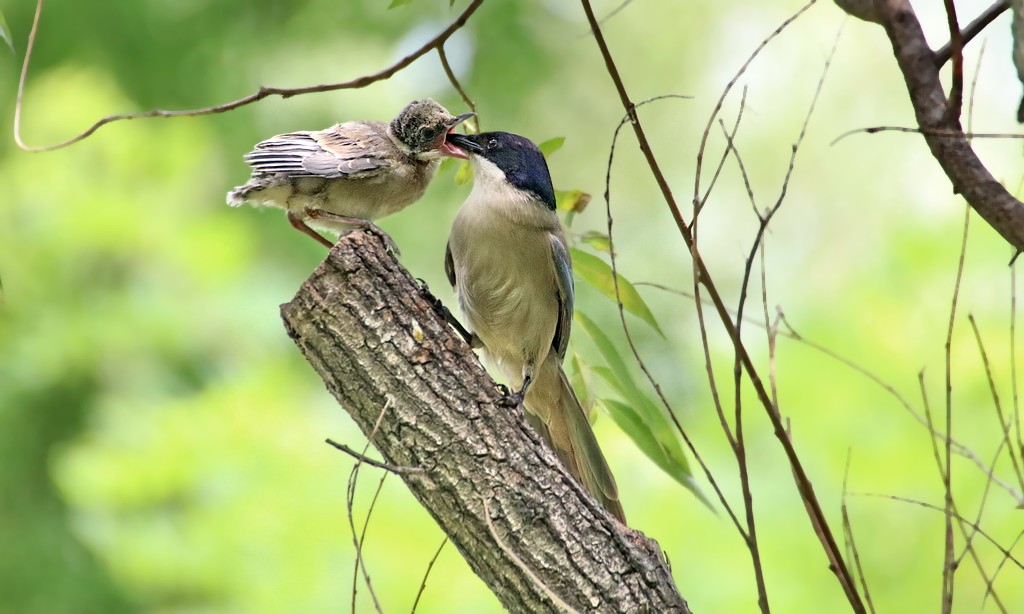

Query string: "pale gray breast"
[[450, 201, 560, 369]]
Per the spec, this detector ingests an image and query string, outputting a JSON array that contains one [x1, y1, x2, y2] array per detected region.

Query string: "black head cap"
[[446, 131, 556, 210]]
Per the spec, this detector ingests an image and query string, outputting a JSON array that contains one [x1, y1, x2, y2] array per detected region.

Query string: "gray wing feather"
[[444, 240, 456, 288], [549, 233, 574, 361], [242, 123, 394, 179]]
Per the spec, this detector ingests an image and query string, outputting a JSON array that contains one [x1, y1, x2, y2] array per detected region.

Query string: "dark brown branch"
[[14, 0, 484, 152], [847, 0, 1024, 251], [940, 0, 964, 122], [934, 1, 1009, 68], [280, 231, 690, 613]]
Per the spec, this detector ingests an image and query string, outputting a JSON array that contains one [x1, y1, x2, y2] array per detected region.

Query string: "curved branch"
[[14, 0, 484, 152], [852, 0, 1024, 251], [280, 231, 690, 613], [934, 1, 1009, 68]]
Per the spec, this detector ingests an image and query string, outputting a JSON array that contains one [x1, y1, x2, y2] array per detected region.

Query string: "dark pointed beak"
[[446, 132, 483, 152], [442, 132, 483, 160], [447, 112, 476, 128]]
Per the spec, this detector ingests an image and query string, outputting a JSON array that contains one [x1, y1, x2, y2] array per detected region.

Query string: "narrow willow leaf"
[[571, 248, 664, 336], [578, 231, 611, 253], [0, 11, 13, 53], [555, 189, 591, 213], [576, 311, 645, 404], [454, 160, 473, 185], [602, 398, 711, 509], [538, 136, 565, 157]]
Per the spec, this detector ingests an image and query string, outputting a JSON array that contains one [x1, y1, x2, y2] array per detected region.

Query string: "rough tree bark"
[[279, 231, 690, 613]]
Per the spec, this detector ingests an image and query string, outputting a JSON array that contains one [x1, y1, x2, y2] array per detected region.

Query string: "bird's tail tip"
[[225, 186, 250, 207]]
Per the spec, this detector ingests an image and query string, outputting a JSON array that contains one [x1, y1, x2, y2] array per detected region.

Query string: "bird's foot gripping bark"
[[304, 208, 402, 256], [496, 376, 531, 408]]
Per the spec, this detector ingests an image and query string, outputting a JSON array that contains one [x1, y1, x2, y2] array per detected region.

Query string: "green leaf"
[[0, 10, 13, 54], [438, 157, 459, 174], [571, 248, 663, 336], [576, 312, 644, 404], [600, 398, 710, 508], [555, 189, 591, 213], [387, 0, 413, 8], [578, 231, 611, 253], [454, 160, 473, 185], [577, 312, 710, 508], [538, 136, 565, 157]]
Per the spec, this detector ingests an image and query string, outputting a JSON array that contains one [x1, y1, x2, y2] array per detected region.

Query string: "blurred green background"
[[1, 0, 1023, 611]]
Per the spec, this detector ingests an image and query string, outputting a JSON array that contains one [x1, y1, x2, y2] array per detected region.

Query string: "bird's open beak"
[[448, 112, 476, 128], [439, 113, 477, 159], [443, 132, 482, 160]]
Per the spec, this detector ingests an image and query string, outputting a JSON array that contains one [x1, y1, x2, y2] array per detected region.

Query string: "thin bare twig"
[[579, 0, 636, 37], [986, 529, 1024, 606], [717, 118, 758, 216], [966, 38, 988, 140], [831, 125, 1024, 146], [692, 0, 817, 218], [13, 0, 485, 152], [601, 94, 743, 536], [841, 453, 876, 614], [437, 45, 479, 131], [699, 87, 750, 214], [941, 0, 964, 122], [347, 398, 395, 614], [727, 31, 838, 611], [934, 1, 1009, 68], [581, 0, 863, 609], [637, 280, 1024, 504], [939, 207, 971, 613], [853, 492, 1024, 571], [1014, 263, 1024, 492], [695, 92, 749, 454], [410, 538, 448, 614], [327, 439, 424, 475], [968, 315, 1024, 487]]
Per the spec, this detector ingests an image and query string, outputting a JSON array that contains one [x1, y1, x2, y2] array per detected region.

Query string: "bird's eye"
[[487, 138, 498, 149], [419, 126, 434, 139]]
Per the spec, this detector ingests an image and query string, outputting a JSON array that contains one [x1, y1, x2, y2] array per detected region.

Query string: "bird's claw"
[[416, 279, 444, 312], [496, 384, 525, 408], [362, 223, 401, 257]]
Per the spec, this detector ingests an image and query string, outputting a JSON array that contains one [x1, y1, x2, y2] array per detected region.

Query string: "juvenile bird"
[[443, 131, 625, 523], [227, 99, 473, 251]]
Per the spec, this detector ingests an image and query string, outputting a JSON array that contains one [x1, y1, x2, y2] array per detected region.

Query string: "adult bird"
[[227, 99, 473, 252], [443, 131, 625, 523]]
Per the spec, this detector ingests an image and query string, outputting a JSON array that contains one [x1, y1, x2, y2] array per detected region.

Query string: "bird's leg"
[[497, 375, 532, 408], [287, 210, 334, 249], [415, 279, 477, 346], [304, 208, 401, 256]]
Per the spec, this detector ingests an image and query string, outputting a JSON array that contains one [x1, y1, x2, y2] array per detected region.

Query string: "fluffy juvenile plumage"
[[227, 99, 473, 250]]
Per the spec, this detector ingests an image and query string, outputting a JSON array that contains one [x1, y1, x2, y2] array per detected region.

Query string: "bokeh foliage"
[[1, 0, 1023, 612]]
